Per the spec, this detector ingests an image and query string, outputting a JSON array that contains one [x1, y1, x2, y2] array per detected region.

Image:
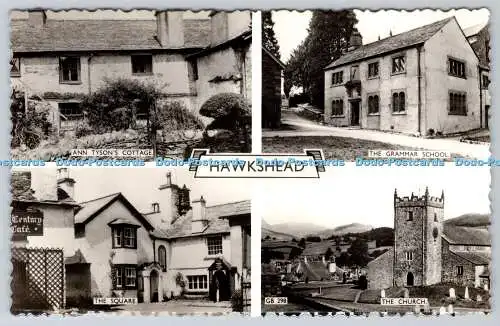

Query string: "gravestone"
[[476, 295, 482, 302], [464, 287, 470, 300], [439, 306, 446, 315], [449, 288, 456, 299], [381, 289, 386, 298], [403, 288, 409, 298], [447, 304, 454, 314]]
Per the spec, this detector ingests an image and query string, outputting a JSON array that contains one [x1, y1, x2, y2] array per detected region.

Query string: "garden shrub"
[[157, 100, 205, 132], [81, 78, 160, 132], [10, 88, 52, 149]]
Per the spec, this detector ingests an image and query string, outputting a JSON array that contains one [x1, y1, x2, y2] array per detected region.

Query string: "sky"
[[272, 9, 490, 62], [9, 9, 210, 20], [22, 167, 252, 214], [262, 165, 491, 228]]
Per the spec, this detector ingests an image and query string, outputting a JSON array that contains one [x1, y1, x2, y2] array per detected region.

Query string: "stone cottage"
[[367, 188, 490, 290], [11, 169, 251, 305], [262, 47, 285, 129], [10, 10, 251, 131], [324, 17, 487, 136]]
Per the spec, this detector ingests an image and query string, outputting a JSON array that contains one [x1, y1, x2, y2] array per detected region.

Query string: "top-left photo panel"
[[10, 10, 252, 161]]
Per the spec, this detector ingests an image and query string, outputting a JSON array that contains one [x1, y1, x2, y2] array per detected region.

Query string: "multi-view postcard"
[[261, 9, 490, 160], [261, 166, 491, 314], [10, 168, 251, 315], [10, 9, 252, 161]]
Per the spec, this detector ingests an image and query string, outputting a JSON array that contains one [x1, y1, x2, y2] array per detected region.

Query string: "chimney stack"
[[57, 168, 75, 199], [191, 196, 207, 233], [348, 29, 363, 52], [28, 9, 47, 27], [155, 11, 185, 48], [209, 11, 229, 45]]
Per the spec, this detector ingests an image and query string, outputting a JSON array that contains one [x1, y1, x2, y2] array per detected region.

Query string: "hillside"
[[444, 213, 490, 228], [316, 223, 373, 238], [263, 221, 327, 238]]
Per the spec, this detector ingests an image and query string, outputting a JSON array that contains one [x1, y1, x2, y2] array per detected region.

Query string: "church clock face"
[[432, 227, 439, 239]]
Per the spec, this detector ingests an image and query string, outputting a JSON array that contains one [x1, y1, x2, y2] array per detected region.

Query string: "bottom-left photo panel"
[[10, 167, 251, 315]]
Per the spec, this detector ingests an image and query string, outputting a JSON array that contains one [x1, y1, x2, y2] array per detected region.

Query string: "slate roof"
[[65, 249, 88, 264], [325, 17, 454, 69], [11, 171, 36, 201], [74, 193, 120, 224], [10, 18, 211, 53], [443, 224, 490, 246], [263, 46, 286, 69], [450, 251, 490, 265], [152, 200, 251, 239]]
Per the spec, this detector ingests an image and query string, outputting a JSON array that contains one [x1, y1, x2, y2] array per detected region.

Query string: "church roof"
[[325, 17, 453, 69], [443, 225, 490, 246], [450, 251, 490, 266]]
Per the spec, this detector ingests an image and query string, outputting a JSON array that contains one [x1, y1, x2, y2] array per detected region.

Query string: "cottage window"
[[449, 92, 467, 115], [405, 252, 413, 261], [112, 226, 137, 249], [58, 103, 83, 121], [368, 95, 379, 114], [332, 99, 344, 116], [113, 265, 137, 289], [368, 62, 379, 78], [407, 211, 413, 221], [448, 58, 466, 78], [131, 55, 153, 75], [392, 56, 406, 74], [158, 245, 167, 271], [207, 236, 223, 255], [187, 275, 208, 290], [457, 266, 464, 276], [392, 91, 406, 113], [59, 57, 81, 83], [331, 71, 343, 85], [10, 57, 21, 77]]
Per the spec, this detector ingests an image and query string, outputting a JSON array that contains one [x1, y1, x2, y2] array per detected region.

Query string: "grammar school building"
[[11, 169, 250, 307], [324, 17, 490, 136]]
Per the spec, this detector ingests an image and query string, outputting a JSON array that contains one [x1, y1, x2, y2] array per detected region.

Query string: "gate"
[[241, 269, 251, 313], [11, 247, 65, 313]]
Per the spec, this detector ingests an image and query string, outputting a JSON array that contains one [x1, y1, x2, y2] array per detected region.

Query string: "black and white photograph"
[[262, 9, 490, 160], [10, 10, 252, 161], [10, 167, 251, 314], [261, 166, 491, 314]]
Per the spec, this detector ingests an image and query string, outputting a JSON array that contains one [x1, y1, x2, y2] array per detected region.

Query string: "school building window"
[[448, 58, 466, 78], [449, 92, 467, 115], [59, 57, 81, 83], [457, 266, 464, 276], [113, 265, 137, 289], [392, 55, 406, 74], [405, 252, 413, 261], [482, 75, 490, 89], [58, 103, 83, 120], [112, 226, 137, 249], [187, 275, 208, 290], [331, 71, 344, 85], [207, 236, 223, 255], [368, 62, 379, 78], [392, 91, 406, 113], [131, 55, 153, 75], [158, 245, 167, 271], [368, 95, 379, 114], [332, 99, 344, 116]]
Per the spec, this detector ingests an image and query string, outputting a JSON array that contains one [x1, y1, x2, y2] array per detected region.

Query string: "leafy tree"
[[325, 247, 334, 261], [264, 235, 271, 240], [298, 238, 306, 248], [306, 236, 321, 242], [262, 11, 281, 59], [289, 246, 303, 260], [347, 238, 370, 267], [284, 10, 358, 109]]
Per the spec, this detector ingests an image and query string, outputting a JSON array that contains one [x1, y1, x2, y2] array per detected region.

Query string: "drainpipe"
[[153, 238, 156, 263], [478, 66, 483, 128], [87, 53, 95, 94], [417, 46, 422, 135]]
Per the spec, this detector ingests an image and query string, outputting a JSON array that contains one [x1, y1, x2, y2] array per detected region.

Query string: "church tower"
[[393, 188, 444, 287]]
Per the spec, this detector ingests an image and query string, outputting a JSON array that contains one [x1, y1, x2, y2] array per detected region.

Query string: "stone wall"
[[367, 249, 393, 289], [442, 239, 477, 287]]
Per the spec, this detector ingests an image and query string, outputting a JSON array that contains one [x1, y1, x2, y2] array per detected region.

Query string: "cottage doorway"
[[208, 258, 232, 302], [150, 270, 159, 303], [350, 101, 360, 126], [406, 272, 414, 286]]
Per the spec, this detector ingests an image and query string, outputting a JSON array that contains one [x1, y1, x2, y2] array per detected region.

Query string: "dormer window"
[[110, 223, 139, 249], [207, 236, 223, 255]]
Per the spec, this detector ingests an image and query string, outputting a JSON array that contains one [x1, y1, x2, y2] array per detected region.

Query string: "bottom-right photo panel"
[[261, 165, 491, 315]]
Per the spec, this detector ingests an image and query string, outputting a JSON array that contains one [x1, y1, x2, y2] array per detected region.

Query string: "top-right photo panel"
[[261, 9, 490, 161]]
